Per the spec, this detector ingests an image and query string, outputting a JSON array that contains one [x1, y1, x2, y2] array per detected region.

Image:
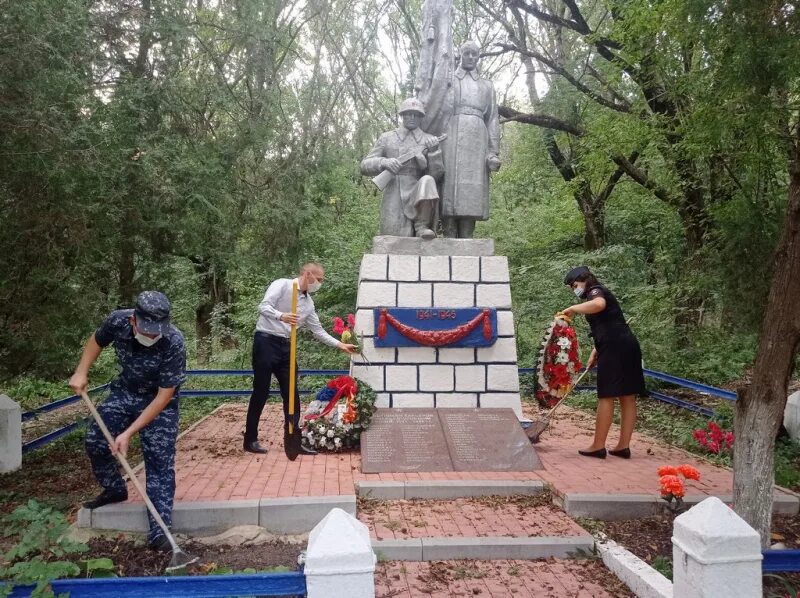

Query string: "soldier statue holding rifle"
[[361, 98, 446, 239]]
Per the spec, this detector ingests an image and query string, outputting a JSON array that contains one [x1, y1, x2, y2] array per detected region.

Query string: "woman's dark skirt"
[[595, 334, 647, 399]]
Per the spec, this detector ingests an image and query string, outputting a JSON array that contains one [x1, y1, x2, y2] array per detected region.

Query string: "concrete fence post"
[[672, 496, 762, 598], [0, 395, 22, 474], [305, 507, 376, 598]]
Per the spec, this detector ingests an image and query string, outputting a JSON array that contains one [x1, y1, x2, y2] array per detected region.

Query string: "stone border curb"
[[357, 480, 546, 500], [78, 494, 357, 535], [559, 492, 799, 519], [596, 538, 673, 598], [372, 535, 593, 561]]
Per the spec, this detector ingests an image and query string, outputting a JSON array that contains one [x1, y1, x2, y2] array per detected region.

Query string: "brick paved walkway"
[[375, 559, 631, 597], [360, 498, 587, 540], [126, 401, 794, 503]]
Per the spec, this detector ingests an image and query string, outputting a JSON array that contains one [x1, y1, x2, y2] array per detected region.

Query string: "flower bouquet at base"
[[535, 313, 584, 408], [333, 314, 369, 364], [301, 375, 377, 452]]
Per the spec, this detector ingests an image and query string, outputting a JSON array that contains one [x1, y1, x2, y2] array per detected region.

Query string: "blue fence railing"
[[4, 571, 306, 598], [20, 367, 737, 453], [762, 549, 800, 573]]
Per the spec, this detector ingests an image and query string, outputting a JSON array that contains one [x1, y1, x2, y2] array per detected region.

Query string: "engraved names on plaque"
[[360, 408, 542, 473], [360, 409, 452, 473]]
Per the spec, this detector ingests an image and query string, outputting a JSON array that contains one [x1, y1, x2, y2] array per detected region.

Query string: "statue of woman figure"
[[441, 40, 501, 239]]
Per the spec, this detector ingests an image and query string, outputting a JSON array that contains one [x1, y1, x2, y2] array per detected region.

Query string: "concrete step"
[[372, 535, 595, 561], [357, 479, 546, 500], [77, 494, 357, 535], [558, 492, 799, 519]]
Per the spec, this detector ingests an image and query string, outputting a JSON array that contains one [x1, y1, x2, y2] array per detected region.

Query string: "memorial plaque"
[[360, 409, 454, 473], [439, 409, 542, 471], [360, 408, 542, 473]]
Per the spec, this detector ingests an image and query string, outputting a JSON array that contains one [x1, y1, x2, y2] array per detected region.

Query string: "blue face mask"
[[573, 286, 584, 299]]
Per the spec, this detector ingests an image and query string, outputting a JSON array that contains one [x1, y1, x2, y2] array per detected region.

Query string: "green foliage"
[[0, 501, 88, 597], [651, 555, 673, 580]]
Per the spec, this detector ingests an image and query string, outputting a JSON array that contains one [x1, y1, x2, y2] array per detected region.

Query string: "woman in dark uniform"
[[560, 266, 646, 459]]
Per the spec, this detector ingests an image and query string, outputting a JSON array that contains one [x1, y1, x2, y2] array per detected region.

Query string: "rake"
[[526, 368, 591, 444], [80, 392, 198, 572]]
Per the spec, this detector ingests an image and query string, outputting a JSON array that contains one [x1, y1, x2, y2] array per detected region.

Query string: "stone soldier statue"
[[441, 40, 501, 239], [360, 98, 445, 240], [69, 291, 186, 553]]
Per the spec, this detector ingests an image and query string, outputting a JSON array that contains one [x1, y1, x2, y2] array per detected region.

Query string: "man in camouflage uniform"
[[70, 291, 186, 552], [360, 97, 444, 239]]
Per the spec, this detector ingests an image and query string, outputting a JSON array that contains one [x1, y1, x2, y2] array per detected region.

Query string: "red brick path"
[[127, 402, 793, 502]]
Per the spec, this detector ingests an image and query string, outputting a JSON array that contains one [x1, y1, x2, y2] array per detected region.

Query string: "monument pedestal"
[[352, 236, 524, 419]]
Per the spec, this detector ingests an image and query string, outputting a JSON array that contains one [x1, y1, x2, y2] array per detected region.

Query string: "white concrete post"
[[784, 391, 800, 442], [0, 394, 22, 474], [305, 507, 376, 598], [672, 496, 762, 598]]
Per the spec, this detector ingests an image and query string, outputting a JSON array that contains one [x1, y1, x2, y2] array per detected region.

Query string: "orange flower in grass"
[[657, 465, 679, 477], [677, 464, 701, 481]]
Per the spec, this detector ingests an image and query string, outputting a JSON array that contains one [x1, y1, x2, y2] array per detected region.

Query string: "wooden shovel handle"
[[288, 281, 299, 433]]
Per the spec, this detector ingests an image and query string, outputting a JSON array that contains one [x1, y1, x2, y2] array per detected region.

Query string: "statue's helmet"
[[398, 97, 426, 116], [460, 40, 481, 54]]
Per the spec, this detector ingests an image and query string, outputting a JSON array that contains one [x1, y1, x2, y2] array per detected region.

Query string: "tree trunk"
[[117, 232, 136, 307], [194, 257, 214, 365], [733, 141, 800, 547]]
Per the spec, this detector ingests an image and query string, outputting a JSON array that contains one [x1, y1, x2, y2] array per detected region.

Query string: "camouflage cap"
[[134, 291, 171, 335], [398, 97, 425, 116]]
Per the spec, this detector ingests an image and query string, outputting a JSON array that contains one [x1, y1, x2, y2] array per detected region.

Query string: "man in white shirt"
[[244, 263, 357, 454]]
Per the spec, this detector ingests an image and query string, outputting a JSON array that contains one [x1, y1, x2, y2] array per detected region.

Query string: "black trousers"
[[244, 331, 300, 443]]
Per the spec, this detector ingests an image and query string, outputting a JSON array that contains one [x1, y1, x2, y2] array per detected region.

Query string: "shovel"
[[526, 368, 591, 444], [284, 280, 302, 461], [79, 392, 198, 572]]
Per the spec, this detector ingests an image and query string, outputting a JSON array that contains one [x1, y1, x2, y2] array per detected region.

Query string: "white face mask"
[[573, 286, 584, 299], [307, 279, 322, 294], [135, 331, 162, 347]]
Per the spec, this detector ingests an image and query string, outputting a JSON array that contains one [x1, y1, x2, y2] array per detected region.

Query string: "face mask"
[[307, 279, 322, 294], [135, 331, 161, 347], [573, 286, 584, 299]]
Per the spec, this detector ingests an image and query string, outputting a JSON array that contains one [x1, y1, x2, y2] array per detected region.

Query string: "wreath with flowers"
[[535, 315, 583, 408], [301, 375, 377, 452]]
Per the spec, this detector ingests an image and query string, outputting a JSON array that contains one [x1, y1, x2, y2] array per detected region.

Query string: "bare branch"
[[490, 43, 631, 112], [611, 154, 677, 205], [498, 105, 583, 135]]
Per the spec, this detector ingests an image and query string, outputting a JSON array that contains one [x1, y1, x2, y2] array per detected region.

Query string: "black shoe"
[[148, 535, 172, 553], [82, 489, 128, 510], [578, 448, 607, 459], [300, 445, 318, 456], [608, 448, 631, 459], [244, 440, 268, 454]]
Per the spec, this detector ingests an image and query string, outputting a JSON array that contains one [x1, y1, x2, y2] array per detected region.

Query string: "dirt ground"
[[603, 513, 800, 595], [82, 536, 302, 577]]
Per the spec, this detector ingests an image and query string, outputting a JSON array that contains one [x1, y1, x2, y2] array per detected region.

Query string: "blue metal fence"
[[763, 549, 800, 573], [20, 367, 737, 453], [5, 571, 306, 598]]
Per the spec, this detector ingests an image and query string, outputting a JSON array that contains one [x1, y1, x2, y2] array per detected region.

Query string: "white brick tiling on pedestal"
[[359, 254, 388, 280], [397, 283, 432, 307], [451, 256, 480, 282], [433, 283, 474, 307], [354, 245, 523, 418], [357, 282, 396, 308], [419, 365, 455, 392], [435, 393, 479, 408], [388, 255, 420, 281], [420, 256, 450, 280], [393, 394, 435, 408], [385, 366, 418, 391], [397, 347, 437, 363]]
